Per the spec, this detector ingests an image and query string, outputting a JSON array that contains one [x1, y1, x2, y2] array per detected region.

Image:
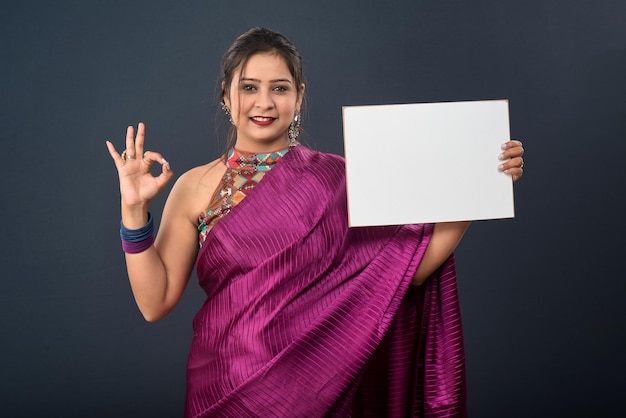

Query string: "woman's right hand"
[[106, 123, 174, 223]]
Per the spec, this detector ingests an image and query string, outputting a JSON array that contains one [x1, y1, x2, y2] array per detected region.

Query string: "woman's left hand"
[[498, 140, 524, 182]]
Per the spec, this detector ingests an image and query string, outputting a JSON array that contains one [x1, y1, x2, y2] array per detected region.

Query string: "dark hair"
[[219, 27, 306, 151]]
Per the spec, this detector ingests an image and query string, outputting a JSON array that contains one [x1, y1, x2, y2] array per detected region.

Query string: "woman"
[[107, 28, 524, 417]]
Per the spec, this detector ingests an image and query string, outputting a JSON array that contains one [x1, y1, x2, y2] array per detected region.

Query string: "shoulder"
[[290, 145, 345, 176], [166, 157, 226, 219], [175, 157, 225, 191], [278, 146, 347, 196]]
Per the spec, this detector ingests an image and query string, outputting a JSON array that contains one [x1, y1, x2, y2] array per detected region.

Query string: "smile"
[[250, 116, 276, 126]]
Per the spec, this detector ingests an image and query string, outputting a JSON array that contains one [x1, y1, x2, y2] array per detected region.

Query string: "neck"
[[233, 138, 292, 154]]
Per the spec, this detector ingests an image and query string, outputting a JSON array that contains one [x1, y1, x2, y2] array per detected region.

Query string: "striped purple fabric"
[[186, 146, 467, 417]]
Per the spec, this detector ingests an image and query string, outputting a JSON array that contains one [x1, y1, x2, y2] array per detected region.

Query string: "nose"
[[255, 88, 275, 109]]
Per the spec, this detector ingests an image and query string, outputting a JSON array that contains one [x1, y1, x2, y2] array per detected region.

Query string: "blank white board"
[[342, 99, 515, 227]]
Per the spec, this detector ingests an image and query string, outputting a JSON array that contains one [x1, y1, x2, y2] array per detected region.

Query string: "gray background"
[[1, 0, 625, 416]]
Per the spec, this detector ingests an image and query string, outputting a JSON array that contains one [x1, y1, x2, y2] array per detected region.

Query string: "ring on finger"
[[122, 150, 136, 161]]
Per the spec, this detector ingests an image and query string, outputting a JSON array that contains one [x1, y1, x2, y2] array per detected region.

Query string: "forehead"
[[237, 52, 293, 81]]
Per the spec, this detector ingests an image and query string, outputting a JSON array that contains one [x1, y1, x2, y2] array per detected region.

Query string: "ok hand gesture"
[[106, 123, 174, 210]]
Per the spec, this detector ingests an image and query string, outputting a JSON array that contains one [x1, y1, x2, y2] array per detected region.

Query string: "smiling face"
[[223, 52, 304, 153]]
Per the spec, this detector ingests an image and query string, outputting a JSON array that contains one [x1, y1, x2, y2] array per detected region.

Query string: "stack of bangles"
[[120, 213, 154, 254]]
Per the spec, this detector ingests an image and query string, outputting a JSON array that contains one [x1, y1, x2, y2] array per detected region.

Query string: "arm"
[[412, 139, 525, 285], [413, 221, 470, 285], [123, 176, 200, 322], [107, 123, 197, 321]]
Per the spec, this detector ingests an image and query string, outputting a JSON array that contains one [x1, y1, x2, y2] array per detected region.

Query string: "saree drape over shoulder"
[[186, 146, 467, 417]]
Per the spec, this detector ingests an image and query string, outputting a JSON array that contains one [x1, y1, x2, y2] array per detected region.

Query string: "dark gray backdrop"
[[2, 1, 625, 416]]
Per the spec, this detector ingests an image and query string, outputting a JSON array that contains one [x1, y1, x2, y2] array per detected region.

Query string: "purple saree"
[[186, 145, 467, 417]]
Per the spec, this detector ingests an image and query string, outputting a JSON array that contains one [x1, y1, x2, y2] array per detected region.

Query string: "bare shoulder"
[[166, 157, 226, 221], [176, 157, 226, 190]]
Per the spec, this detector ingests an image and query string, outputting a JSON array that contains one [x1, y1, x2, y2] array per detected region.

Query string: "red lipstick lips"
[[250, 116, 276, 126]]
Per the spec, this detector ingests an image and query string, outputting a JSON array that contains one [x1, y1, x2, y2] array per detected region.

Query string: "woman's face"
[[224, 52, 303, 152]]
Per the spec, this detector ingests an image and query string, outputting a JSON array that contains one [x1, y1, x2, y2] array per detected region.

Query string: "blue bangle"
[[120, 213, 154, 243]]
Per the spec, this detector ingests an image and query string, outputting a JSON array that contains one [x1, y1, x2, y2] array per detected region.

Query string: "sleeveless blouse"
[[197, 145, 294, 247]]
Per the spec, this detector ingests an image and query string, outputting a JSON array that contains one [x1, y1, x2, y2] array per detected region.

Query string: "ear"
[[222, 81, 231, 108], [296, 83, 305, 109]]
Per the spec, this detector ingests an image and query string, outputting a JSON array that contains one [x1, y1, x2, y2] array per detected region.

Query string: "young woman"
[[107, 27, 524, 417]]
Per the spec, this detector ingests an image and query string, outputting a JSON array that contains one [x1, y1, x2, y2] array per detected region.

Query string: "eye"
[[273, 85, 289, 93], [241, 84, 256, 91]]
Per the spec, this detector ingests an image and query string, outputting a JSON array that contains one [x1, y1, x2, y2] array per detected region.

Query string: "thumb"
[[154, 157, 174, 188]]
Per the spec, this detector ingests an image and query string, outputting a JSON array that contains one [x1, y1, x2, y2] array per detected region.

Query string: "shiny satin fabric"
[[186, 145, 467, 417]]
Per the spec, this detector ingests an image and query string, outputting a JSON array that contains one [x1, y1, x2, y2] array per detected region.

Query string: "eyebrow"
[[239, 77, 293, 84]]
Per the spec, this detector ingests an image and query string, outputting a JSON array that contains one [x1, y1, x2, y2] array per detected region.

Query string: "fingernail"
[[501, 143, 507, 150], [498, 164, 504, 171], [498, 153, 504, 160]]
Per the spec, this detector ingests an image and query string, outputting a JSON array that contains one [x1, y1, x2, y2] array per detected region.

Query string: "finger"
[[499, 156, 524, 172], [507, 167, 523, 183], [141, 150, 153, 168], [150, 154, 174, 188], [501, 152, 524, 182], [155, 164, 174, 188], [125, 125, 136, 159], [106, 140, 126, 168], [499, 144, 524, 160], [141, 150, 166, 167], [142, 150, 172, 173], [501, 139, 523, 150], [135, 122, 145, 156]]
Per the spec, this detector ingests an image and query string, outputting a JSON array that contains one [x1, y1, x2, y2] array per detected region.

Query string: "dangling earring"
[[288, 109, 301, 144], [221, 100, 235, 125]]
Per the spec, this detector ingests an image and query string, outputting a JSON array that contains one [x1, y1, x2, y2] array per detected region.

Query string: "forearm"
[[120, 205, 190, 322], [413, 221, 471, 285], [125, 247, 173, 322]]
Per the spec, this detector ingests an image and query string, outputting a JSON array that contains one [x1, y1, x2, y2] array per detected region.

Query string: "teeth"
[[252, 117, 273, 121]]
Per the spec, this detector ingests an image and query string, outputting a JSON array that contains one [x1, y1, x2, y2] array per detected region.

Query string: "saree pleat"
[[186, 146, 466, 417]]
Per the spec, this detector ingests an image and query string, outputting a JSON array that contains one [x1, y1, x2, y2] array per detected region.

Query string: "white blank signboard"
[[343, 99, 514, 227]]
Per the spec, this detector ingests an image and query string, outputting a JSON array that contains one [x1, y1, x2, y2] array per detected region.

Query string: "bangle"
[[121, 235, 154, 254], [120, 213, 154, 254]]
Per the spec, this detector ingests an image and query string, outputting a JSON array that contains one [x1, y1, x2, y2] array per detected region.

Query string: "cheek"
[[232, 95, 251, 113], [281, 98, 298, 115], [228, 96, 246, 121]]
